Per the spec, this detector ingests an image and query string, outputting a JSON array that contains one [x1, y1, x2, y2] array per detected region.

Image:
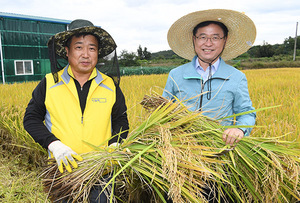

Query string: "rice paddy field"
[[0, 67, 299, 202]]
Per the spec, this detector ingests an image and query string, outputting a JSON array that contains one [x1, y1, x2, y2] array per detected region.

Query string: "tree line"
[[118, 36, 300, 67], [245, 36, 300, 58], [118, 45, 152, 66]]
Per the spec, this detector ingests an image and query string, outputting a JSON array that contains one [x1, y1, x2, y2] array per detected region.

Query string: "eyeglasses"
[[195, 35, 225, 43]]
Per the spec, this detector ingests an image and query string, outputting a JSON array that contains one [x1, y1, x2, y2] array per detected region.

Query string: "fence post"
[[0, 32, 5, 84]]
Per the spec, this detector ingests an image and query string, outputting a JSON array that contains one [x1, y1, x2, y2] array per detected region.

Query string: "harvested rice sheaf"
[[42, 94, 300, 203]]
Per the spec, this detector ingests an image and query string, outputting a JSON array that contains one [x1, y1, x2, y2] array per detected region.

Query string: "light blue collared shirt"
[[195, 58, 220, 83]]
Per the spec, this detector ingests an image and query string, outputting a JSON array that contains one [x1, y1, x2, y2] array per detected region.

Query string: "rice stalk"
[[0, 104, 47, 168], [41, 94, 300, 203]]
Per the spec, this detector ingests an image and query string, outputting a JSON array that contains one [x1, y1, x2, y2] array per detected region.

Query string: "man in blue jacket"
[[163, 9, 256, 147]]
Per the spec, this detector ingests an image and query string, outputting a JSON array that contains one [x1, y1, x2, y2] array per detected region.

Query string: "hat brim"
[[48, 26, 117, 60], [167, 9, 256, 61]]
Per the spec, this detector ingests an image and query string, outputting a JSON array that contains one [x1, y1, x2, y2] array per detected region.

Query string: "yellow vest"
[[45, 66, 116, 153]]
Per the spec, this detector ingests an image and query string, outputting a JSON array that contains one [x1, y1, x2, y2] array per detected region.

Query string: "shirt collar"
[[195, 57, 220, 72], [183, 56, 228, 80]]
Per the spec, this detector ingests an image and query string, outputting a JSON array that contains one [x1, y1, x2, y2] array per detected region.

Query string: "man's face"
[[193, 23, 226, 65], [65, 34, 98, 76]]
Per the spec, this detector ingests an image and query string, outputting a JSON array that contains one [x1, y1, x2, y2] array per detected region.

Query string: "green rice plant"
[[42, 94, 300, 203]]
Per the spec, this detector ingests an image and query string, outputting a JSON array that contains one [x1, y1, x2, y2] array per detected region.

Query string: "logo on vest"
[[91, 98, 107, 103]]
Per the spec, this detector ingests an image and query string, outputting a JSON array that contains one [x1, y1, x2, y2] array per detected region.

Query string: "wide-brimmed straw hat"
[[167, 9, 256, 61], [48, 19, 117, 60]]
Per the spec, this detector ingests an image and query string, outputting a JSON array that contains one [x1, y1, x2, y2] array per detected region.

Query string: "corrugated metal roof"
[[0, 12, 71, 24]]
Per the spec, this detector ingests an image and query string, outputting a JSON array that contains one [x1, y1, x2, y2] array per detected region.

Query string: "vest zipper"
[[81, 116, 83, 124]]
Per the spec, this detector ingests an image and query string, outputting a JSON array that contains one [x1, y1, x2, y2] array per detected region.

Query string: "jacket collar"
[[212, 58, 235, 80], [61, 65, 105, 85], [183, 56, 202, 79]]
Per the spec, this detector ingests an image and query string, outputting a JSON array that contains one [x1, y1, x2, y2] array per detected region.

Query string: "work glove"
[[107, 142, 130, 153], [106, 143, 130, 167], [48, 140, 83, 173], [107, 142, 120, 153]]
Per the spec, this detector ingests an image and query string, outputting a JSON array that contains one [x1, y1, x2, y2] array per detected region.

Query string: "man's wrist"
[[238, 128, 246, 136]]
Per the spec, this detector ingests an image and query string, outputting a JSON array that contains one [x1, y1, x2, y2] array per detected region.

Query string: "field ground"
[[0, 67, 299, 202]]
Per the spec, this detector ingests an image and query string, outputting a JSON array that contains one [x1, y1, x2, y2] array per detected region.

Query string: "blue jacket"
[[162, 56, 256, 135]]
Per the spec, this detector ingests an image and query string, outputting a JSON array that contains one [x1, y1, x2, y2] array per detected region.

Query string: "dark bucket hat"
[[47, 19, 117, 60]]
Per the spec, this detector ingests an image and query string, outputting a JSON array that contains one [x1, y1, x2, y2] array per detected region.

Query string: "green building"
[[0, 12, 70, 84]]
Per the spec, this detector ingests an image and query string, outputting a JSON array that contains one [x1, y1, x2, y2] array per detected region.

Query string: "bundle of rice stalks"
[[42, 94, 300, 203]]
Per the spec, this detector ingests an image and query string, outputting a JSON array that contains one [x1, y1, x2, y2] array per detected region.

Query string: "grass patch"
[[0, 138, 49, 202]]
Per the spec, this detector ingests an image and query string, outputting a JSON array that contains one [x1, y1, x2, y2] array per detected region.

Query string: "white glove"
[[107, 142, 120, 153], [48, 140, 83, 173], [107, 142, 130, 153]]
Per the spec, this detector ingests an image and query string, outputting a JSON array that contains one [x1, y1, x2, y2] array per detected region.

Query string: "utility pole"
[[293, 22, 298, 61]]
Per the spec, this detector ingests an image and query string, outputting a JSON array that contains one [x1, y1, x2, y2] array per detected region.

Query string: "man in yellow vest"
[[23, 19, 129, 203]]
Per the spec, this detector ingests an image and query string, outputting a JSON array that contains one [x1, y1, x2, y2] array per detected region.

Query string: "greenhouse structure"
[[0, 12, 70, 84]]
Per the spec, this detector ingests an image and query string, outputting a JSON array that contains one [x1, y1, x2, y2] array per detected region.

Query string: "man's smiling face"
[[193, 23, 227, 67]]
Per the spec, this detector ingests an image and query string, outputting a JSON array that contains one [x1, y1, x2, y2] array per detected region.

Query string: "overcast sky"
[[1, 0, 300, 54]]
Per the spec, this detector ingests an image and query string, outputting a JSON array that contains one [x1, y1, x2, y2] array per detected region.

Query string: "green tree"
[[273, 44, 285, 56], [247, 46, 260, 58], [283, 36, 300, 55], [248, 42, 275, 58], [137, 45, 143, 59], [258, 42, 275, 57], [118, 50, 139, 67], [143, 47, 151, 60], [137, 45, 152, 60]]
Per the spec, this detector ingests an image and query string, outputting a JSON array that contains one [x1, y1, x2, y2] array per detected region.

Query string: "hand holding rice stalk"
[[42, 94, 300, 203]]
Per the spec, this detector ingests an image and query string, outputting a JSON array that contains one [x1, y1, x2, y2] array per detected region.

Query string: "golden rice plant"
[[0, 68, 299, 202], [0, 104, 47, 167], [0, 82, 47, 167], [120, 74, 168, 130], [42, 94, 300, 203], [246, 68, 300, 141]]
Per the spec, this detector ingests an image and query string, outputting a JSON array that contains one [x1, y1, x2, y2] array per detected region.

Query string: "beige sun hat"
[[167, 9, 256, 61]]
